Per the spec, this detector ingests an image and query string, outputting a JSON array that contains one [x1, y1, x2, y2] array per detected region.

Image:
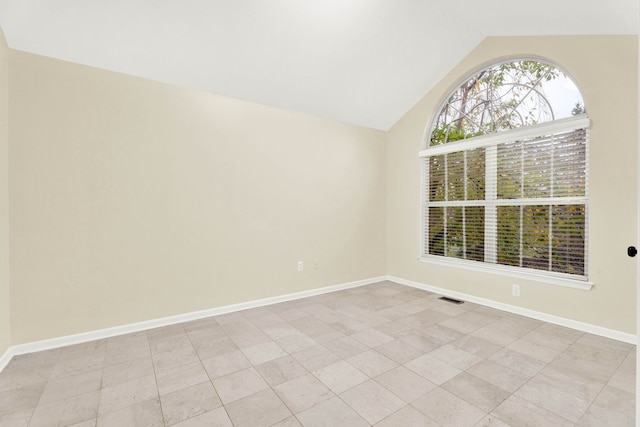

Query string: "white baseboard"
[[0, 276, 384, 372], [386, 275, 637, 345], [1, 274, 635, 373], [0, 345, 13, 373]]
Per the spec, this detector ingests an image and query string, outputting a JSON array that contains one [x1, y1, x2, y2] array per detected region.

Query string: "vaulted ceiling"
[[0, 0, 637, 130]]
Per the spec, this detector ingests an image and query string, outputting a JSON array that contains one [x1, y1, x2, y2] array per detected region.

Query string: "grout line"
[[0, 276, 384, 372], [1, 274, 636, 375], [387, 275, 637, 344]]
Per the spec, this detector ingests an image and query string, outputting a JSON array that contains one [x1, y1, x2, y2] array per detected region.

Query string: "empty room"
[[0, 1, 637, 426]]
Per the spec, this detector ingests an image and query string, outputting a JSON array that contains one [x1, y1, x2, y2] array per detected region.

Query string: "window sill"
[[418, 256, 593, 291]]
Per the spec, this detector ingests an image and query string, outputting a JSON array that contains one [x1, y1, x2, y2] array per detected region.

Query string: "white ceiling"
[[0, 0, 637, 130]]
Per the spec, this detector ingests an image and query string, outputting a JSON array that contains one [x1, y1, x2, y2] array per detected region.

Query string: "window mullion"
[[548, 135, 555, 271], [548, 205, 553, 271], [485, 146, 497, 264], [519, 206, 524, 268], [444, 154, 448, 255], [463, 151, 468, 259], [519, 142, 524, 268], [422, 158, 430, 256]]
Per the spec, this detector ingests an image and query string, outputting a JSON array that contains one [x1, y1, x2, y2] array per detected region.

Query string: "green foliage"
[[430, 124, 484, 145], [430, 60, 569, 146], [499, 61, 560, 81], [572, 102, 585, 116], [426, 61, 586, 275]]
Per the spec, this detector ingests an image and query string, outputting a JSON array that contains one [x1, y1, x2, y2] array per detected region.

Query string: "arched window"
[[420, 60, 590, 287]]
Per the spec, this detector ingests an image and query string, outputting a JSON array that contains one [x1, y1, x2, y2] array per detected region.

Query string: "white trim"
[[420, 114, 590, 157], [427, 197, 588, 208], [0, 348, 13, 373], [423, 57, 590, 145], [421, 118, 590, 285], [0, 276, 385, 372], [387, 275, 634, 344], [1, 273, 632, 373], [419, 256, 592, 290]]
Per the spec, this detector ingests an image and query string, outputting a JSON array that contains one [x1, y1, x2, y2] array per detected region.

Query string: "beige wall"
[[3, 35, 637, 347], [387, 36, 638, 334], [8, 52, 387, 344], [0, 28, 9, 354]]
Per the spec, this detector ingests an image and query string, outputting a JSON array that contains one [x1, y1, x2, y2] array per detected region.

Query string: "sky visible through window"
[[424, 60, 588, 279], [543, 75, 582, 119], [430, 61, 585, 146]]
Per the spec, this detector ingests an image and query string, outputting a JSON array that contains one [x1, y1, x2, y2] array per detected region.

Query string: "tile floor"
[[0, 281, 635, 426]]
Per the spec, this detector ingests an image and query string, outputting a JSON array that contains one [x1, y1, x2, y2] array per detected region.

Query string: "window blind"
[[420, 115, 589, 280]]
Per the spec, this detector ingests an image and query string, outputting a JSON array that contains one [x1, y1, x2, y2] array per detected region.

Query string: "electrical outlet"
[[314, 259, 319, 270], [512, 284, 520, 297], [297, 261, 304, 271]]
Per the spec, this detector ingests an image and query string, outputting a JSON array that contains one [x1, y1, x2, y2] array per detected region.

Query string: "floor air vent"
[[438, 296, 464, 305]]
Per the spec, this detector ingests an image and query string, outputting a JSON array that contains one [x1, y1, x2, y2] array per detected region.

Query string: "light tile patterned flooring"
[[0, 281, 635, 426]]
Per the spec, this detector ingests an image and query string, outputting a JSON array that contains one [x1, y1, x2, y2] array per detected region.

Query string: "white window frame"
[[420, 115, 592, 290]]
